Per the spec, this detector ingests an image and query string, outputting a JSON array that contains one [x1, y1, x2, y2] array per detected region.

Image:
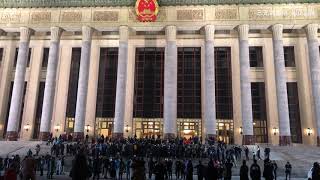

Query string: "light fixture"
[[125, 125, 129, 133], [306, 128, 312, 136], [239, 126, 243, 135], [85, 124, 90, 133], [272, 127, 278, 136], [253, 122, 256, 126], [24, 124, 30, 132], [54, 124, 60, 132]]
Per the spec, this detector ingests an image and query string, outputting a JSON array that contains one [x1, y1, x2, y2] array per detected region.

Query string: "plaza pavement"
[[0, 141, 318, 179]]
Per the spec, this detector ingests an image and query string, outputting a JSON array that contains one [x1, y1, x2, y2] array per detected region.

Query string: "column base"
[[164, 133, 175, 140], [6, 131, 18, 141], [73, 132, 84, 141], [279, 136, 291, 146], [317, 136, 320, 147], [39, 132, 50, 141], [112, 133, 124, 139], [242, 135, 255, 145]]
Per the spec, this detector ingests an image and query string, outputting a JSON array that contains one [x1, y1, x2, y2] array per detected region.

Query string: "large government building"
[[0, 0, 319, 146]]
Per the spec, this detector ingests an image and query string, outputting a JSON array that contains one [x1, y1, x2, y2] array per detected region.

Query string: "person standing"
[[285, 161, 292, 180], [195, 160, 204, 180], [224, 159, 233, 180], [250, 159, 261, 180], [263, 159, 274, 180], [273, 160, 278, 180], [126, 159, 132, 180], [240, 160, 249, 180], [244, 146, 249, 161], [148, 158, 154, 179], [312, 162, 320, 180], [256, 146, 261, 160], [186, 160, 193, 180], [69, 153, 90, 180]]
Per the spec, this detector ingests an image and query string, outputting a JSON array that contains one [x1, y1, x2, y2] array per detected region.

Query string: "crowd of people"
[[0, 135, 319, 180]]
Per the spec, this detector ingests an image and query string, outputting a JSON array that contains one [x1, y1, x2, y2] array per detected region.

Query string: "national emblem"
[[135, 0, 159, 22]]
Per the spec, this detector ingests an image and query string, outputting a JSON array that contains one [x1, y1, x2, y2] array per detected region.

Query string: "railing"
[[0, 0, 317, 8]]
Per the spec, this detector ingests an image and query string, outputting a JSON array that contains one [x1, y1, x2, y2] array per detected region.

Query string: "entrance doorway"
[[217, 120, 234, 144], [134, 118, 163, 138], [178, 119, 201, 139], [96, 120, 113, 137]]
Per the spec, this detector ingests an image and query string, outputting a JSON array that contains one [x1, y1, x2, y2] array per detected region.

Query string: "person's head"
[[314, 162, 319, 168], [242, 160, 246, 165]]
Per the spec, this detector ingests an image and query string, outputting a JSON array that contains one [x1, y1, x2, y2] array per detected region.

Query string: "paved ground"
[[0, 141, 319, 179]]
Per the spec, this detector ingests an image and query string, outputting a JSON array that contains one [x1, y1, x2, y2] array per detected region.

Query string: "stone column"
[[6, 27, 32, 141], [39, 27, 63, 141], [305, 24, 320, 146], [272, 24, 291, 145], [113, 26, 129, 138], [73, 26, 94, 140], [203, 25, 217, 141], [237, 24, 255, 145], [163, 25, 177, 139]]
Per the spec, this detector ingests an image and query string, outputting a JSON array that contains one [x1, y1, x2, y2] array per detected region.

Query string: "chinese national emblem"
[[135, 0, 159, 22]]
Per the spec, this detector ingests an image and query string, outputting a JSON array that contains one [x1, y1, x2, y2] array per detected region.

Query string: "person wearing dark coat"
[[224, 159, 233, 180], [186, 160, 193, 180], [240, 160, 249, 180], [206, 159, 218, 180], [312, 162, 320, 180], [69, 153, 90, 180], [154, 160, 165, 180], [195, 160, 204, 180], [250, 159, 261, 180], [263, 159, 274, 180]]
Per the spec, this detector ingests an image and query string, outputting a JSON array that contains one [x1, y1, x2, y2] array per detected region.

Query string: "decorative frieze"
[[31, 12, 51, 23], [61, 11, 82, 22], [215, 8, 238, 20], [0, 12, 21, 23], [249, 8, 273, 20], [177, 9, 204, 21], [93, 11, 119, 22]]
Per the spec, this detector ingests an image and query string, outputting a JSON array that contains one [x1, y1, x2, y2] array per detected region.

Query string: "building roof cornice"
[[0, 0, 318, 8]]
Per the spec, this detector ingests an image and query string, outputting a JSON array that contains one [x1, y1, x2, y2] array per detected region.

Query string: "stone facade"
[[0, 3, 319, 145]]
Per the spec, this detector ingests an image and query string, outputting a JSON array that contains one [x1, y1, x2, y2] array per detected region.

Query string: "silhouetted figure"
[[240, 160, 249, 180], [312, 162, 320, 180], [70, 153, 90, 180], [250, 159, 261, 180], [195, 160, 204, 180], [285, 161, 292, 180]]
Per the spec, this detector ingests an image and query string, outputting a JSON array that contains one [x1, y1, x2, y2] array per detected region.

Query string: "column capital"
[[305, 23, 319, 40], [237, 24, 249, 41], [204, 24, 215, 41], [82, 26, 94, 42], [119, 25, 129, 42], [165, 25, 176, 42], [271, 24, 283, 41], [50, 27, 63, 42], [19, 27, 32, 42]]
